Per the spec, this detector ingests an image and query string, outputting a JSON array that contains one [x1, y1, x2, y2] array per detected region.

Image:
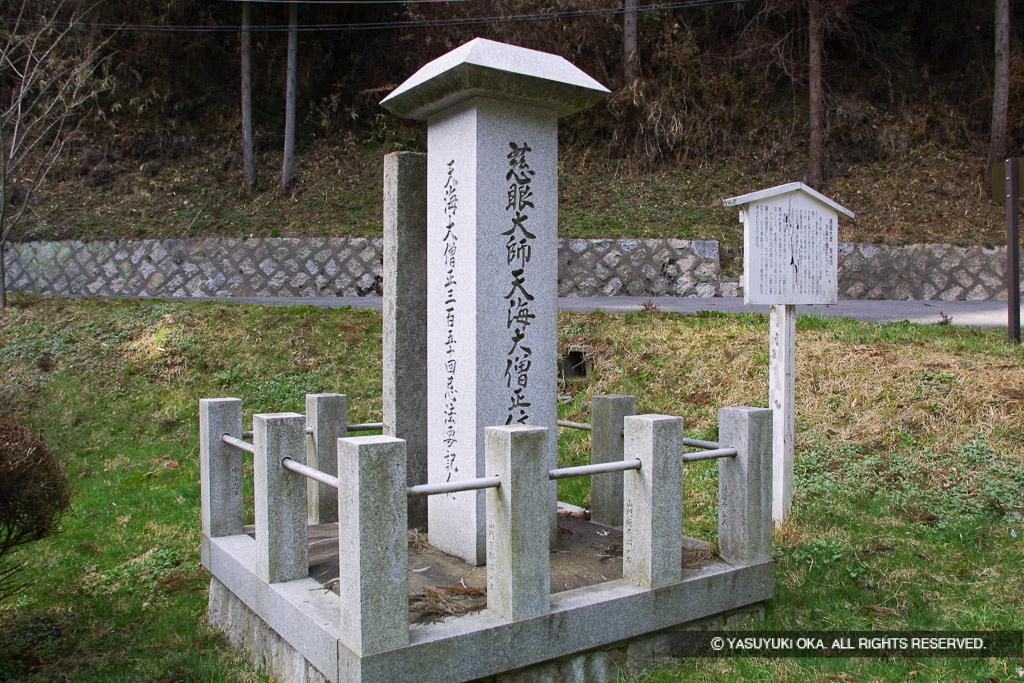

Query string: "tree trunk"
[[623, 0, 638, 85], [989, 0, 1010, 168], [0, 239, 7, 309], [281, 2, 298, 194], [807, 0, 824, 190], [241, 1, 255, 191]]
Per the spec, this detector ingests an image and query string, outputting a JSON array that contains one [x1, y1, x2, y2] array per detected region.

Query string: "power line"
[[0, 0, 748, 34]]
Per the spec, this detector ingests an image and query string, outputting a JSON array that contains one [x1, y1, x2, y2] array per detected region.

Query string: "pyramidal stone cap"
[[380, 37, 610, 120]]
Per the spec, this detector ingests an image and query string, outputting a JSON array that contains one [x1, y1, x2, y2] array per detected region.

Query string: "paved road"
[[168, 295, 1021, 330]]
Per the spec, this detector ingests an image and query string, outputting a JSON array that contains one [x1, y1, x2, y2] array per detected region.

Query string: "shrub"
[[0, 418, 71, 600]]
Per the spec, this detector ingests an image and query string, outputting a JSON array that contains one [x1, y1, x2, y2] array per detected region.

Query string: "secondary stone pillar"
[[381, 38, 609, 564], [382, 151, 429, 529]]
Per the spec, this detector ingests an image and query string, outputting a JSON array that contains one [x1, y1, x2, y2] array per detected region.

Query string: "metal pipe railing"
[[683, 438, 720, 450], [407, 476, 501, 498], [242, 423, 382, 439], [548, 459, 642, 480], [222, 434, 255, 454], [681, 447, 736, 463], [556, 419, 592, 431], [281, 457, 339, 489], [347, 422, 384, 432]]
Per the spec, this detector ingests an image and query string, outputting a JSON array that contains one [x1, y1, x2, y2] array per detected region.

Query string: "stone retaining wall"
[[6, 238, 1016, 301], [838, 243, 1010, 301]]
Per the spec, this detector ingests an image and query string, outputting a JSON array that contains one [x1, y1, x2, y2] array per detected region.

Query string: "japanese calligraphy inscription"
[[425, 99, 558, 564], [742, 192, 839, 306]]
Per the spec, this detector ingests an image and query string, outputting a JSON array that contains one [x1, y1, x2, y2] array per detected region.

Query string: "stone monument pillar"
[[381, 38, 608, 564]]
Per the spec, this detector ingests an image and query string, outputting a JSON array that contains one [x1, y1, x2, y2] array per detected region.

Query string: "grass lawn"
[[1, 296, 1022, 681]]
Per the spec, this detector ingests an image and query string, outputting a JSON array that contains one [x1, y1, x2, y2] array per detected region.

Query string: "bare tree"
[[736, 0, 864, 189], [623, 0, 638, 86], [241, 0, 255, 191], [989, 0, 1010, 168], [281, 1, 298, 194], [807, 0, 824, 189], [0, 1, 108, 308]]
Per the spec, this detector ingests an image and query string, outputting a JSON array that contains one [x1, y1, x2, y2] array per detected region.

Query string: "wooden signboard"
[[724, 182, 853, 524], [725, 182, 852, 306]]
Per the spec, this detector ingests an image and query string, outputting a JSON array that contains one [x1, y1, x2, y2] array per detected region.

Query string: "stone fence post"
[[253, 412, 308, 584], [305, 393, 346, 524], [337, 435, 409, 655], [485, 425, 551, 621], [199, 398, 244, 539], [622, 414, 684, 589], [590, 394, 636, 527], [717, 407, 773, 566]]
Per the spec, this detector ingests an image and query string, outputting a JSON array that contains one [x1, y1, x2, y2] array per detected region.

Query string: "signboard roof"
[[723, 181, 854, 220]]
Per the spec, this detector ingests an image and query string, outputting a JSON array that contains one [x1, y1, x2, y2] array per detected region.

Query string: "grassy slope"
[[1, 297, 1022, 680], [19, 136, 1006, 250]]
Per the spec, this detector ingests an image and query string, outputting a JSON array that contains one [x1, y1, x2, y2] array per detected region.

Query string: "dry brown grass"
[[561, 311, 1024, 469]]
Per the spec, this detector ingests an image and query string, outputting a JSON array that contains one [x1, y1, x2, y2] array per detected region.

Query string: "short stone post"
[[305, 393, 346, 524], [485, 425, 550, 621], [623, 414, 683, 589], [253, 412, 308, 584], [590, 394, 636, 527], [199, 398, 244, 538], [717, 407, 773, 566], [337, 435, 409, 655], [382, 151, 429, 530]]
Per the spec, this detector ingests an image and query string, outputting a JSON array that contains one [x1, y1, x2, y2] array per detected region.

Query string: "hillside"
[[4, 1, 1019, 250], [18, 135, 1007, 250]]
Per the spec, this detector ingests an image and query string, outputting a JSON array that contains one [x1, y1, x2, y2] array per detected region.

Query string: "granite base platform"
[[204, 511, 774, 682]]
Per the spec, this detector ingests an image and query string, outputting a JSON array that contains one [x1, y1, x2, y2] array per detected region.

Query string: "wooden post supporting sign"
[[725, 183, 853, 524]]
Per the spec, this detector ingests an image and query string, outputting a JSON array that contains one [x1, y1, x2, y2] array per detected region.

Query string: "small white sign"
[[724, 182, 853, 306]]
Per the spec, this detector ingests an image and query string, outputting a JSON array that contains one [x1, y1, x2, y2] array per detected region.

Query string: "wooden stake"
[[769, 304, 796, 523]]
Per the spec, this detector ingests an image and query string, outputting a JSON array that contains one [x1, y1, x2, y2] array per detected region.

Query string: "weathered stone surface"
[[837, 243, 1011, 301], [380, 38, 609, 120], [305, 394, 346, 524], [208, 577, 333, 683], [557, 238, 721, 297], [199, 398, 245, 539]]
